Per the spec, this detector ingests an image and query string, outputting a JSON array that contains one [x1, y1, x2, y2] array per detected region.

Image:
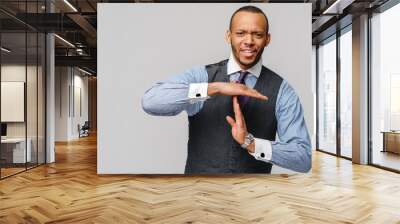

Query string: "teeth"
[[242, 50, 255, 56]]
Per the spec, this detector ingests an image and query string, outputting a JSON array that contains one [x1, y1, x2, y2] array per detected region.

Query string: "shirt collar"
[[227, 52, 262, 78]]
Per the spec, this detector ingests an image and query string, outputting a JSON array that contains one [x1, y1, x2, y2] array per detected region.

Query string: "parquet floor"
[[1, 134, 400, 223], [1, 167, 26, 178]]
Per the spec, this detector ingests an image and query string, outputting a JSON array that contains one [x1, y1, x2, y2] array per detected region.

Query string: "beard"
[[231, 44, 264, 69]]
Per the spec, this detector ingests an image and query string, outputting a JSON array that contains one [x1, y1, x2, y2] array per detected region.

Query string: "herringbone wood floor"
[[1, 134, 400, 223]]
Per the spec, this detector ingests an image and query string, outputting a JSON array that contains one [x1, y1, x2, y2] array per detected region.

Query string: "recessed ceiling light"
[[63, 0, 78, 12], [1, 47, 11, 53], [78, 67, 93, 76], [54, 34, 75, 48], [322, 0, 354, 15]]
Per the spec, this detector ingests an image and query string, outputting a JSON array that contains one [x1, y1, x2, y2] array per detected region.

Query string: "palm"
[[226, 96, 247, 145], [230, 125, 246, 145], [219, 82, 268, 101]]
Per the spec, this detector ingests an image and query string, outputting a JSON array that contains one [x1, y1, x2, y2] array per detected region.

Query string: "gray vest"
[[185, 59, 283, 174]]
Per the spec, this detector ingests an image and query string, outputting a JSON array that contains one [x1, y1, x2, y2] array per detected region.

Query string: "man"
[[142, 6, 311, 174]]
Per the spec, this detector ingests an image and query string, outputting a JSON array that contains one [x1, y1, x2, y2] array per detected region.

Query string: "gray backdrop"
[[98, 3, 313, 174]]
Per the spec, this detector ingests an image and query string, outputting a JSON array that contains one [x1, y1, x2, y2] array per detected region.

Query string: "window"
[[318, 36, 337, 154], [370, 2, 400, 171], [339, 29, 352, 158]]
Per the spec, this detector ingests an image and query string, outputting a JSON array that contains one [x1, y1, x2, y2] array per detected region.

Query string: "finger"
[[247, 89, 268, 100], [226, 115, 236, 127], [226, 83, 268, 100], [232, 97, 243, 127], [242, 89, 268, 100]]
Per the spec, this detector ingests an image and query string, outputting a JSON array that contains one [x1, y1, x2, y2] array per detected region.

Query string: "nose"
[[243, 33, 254, 45]]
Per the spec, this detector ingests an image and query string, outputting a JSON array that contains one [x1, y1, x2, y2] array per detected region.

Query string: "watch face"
[[242, 133, 254, 148], [245, 134, 253, 144]]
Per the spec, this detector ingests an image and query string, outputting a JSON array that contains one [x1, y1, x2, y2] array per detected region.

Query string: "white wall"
[[1, 65, 39, 138], [72, 72, 89, 138], [55, 67, 89, 141], [98, 3, 313, 174], [55, 67, 69, 141]]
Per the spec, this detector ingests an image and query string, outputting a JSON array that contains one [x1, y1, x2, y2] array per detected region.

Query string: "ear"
[[265, 33, 271, 47], [225, 30, 231, 44]]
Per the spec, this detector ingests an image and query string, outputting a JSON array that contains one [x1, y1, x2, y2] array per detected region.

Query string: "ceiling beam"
[[55, 55, 96, 69]]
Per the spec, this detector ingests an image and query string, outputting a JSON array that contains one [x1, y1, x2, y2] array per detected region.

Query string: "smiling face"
[[226, 11, 270, 70]]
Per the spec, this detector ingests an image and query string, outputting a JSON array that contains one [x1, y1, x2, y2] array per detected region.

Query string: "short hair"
[[229, 5, 269, 34]]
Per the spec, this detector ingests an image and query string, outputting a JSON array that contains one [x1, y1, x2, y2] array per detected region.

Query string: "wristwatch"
[[241, 133, 254, 149]]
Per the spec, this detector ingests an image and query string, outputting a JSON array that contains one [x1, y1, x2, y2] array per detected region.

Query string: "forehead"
[[231, 11, 267, 31]]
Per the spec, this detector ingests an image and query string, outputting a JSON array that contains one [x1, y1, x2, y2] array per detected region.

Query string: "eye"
[[235, 31, 245, 36], [255, 33, 264, 38]]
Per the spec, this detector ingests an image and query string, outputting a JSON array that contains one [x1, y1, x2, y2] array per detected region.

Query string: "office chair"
[[79, 121, 90, 138]]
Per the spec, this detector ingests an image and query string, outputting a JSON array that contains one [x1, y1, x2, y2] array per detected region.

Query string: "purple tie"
[[236, 70, 250, 107]]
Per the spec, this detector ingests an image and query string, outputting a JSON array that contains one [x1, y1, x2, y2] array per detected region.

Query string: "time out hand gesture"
[[226, 96, 255, 153], [208, 82, 268, 101], [226, 96, 246, 145]]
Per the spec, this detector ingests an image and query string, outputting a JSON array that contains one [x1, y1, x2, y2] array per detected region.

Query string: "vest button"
[[260, 153, 265, 158]]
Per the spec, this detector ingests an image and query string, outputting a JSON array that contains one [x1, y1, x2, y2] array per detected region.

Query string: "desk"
[[381, 131, 400, 154], [1, 138, 31, 163]]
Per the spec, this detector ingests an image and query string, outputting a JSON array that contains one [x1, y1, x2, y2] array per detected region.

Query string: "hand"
[[226, 97, 256, 153], [208, 82, 268, 101], [225, 96, 248, 146]]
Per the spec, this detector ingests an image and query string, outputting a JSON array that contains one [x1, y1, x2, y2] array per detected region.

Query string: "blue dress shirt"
[[142, 56, 311, 173]]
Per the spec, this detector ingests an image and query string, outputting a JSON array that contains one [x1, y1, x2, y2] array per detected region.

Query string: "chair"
[[79, 121, 90, 138]]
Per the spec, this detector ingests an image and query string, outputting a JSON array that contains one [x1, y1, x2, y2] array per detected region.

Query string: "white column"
[[46, 32, 55, 163], [45, 1, 56, 163], [352, 14, 369, 164]]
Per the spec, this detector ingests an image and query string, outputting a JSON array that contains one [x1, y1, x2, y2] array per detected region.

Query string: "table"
[[381, 131, 400, 154], [1, 138, 32, 164]]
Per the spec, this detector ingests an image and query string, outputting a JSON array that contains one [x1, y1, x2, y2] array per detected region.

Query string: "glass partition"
[[0, 31, 28, 177], [27, 31, 38, 169], [38, 32, 45, 165], [0, 1, 46, 179]]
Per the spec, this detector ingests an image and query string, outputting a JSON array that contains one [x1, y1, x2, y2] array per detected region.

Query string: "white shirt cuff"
[[249, 137, 272, 161], [187, 83, 209, 104]]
